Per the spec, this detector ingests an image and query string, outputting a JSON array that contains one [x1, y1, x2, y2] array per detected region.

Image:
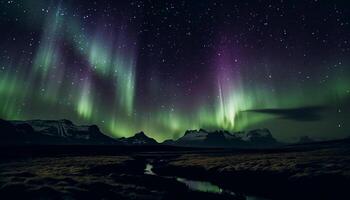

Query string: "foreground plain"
[[0, 139, 349, 199]]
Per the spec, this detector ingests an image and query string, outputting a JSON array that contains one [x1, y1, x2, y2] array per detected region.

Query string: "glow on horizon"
[[0, 2, 349, 142]]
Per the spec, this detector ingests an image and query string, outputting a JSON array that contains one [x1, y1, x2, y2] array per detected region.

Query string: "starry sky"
[[0, 0, 349, 142]]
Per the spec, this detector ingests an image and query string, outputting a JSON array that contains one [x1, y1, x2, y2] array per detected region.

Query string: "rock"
[[298, 136, 315, 144], [243, 128, 278, 147], [119, 131, 158, 145], [0, 119, 118, 145], [163, 128, 279, 148]]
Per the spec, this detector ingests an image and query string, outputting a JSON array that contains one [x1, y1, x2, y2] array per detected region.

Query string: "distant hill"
[[1, 119, 279, 148], [298, 136, 315, 144], [163, 128, 280, 148], [0, 119, 119, 145], [119, 131, 158, 145]]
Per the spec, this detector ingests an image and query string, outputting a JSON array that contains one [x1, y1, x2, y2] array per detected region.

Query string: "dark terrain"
[[0, 139, 350, 200], [0, 119, 282, 148], [1, 119, 349, 199]]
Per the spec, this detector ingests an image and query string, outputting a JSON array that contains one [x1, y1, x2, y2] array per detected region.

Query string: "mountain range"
[[0, 119, 280, 148], [163, 128, 279, 148], [0, 119, 118, 145], [119, 131, 158, 145]]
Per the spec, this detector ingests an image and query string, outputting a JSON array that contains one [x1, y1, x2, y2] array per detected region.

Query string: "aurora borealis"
[[0, 0, 349, 142]]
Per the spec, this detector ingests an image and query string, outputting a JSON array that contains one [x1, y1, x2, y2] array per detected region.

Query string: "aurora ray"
[[0, 0, 349, 142]]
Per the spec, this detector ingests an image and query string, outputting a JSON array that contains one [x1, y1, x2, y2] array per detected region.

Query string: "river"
[[144, 163, 270, 200]]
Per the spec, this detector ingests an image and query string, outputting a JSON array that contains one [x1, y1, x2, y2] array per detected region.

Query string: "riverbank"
[[152, 143, 350, 199], [0, 139, 349, 199]]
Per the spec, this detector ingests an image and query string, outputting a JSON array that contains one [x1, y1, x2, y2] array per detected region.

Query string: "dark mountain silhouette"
[[1, 119, 278, 148], [0, 119, 119, 145], [243, 128, 278, 147], [119, 131, 158, 145], [163, 128, 279, 148], [298, 136, 315, 144]]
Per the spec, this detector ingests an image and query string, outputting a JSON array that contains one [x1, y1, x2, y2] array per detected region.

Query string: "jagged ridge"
[[0, 119, 279, 148], [163, 128, 279, 148], [0, 119, 118, 145]]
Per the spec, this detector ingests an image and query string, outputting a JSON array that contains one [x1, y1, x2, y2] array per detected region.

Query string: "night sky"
[[0, 0, 349, 142]]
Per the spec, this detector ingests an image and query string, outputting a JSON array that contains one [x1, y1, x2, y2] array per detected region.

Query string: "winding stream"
[[144, 163, 270, 200]]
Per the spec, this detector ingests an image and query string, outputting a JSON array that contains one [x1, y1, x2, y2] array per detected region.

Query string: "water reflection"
[[144, 163, 269, 200], [176, 177, 223, 193], [144, 163, 156, 175]]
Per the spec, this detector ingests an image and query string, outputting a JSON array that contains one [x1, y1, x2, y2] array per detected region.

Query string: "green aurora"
[[0, 1, 349, 142]]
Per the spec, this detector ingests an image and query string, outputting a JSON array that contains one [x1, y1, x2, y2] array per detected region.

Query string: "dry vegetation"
[[167, 148, 350, 177], [0, 156, 160, 199], [1, 142, 349, 199], [0, 155, 233, 200], [153, 145, 350, 199]]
